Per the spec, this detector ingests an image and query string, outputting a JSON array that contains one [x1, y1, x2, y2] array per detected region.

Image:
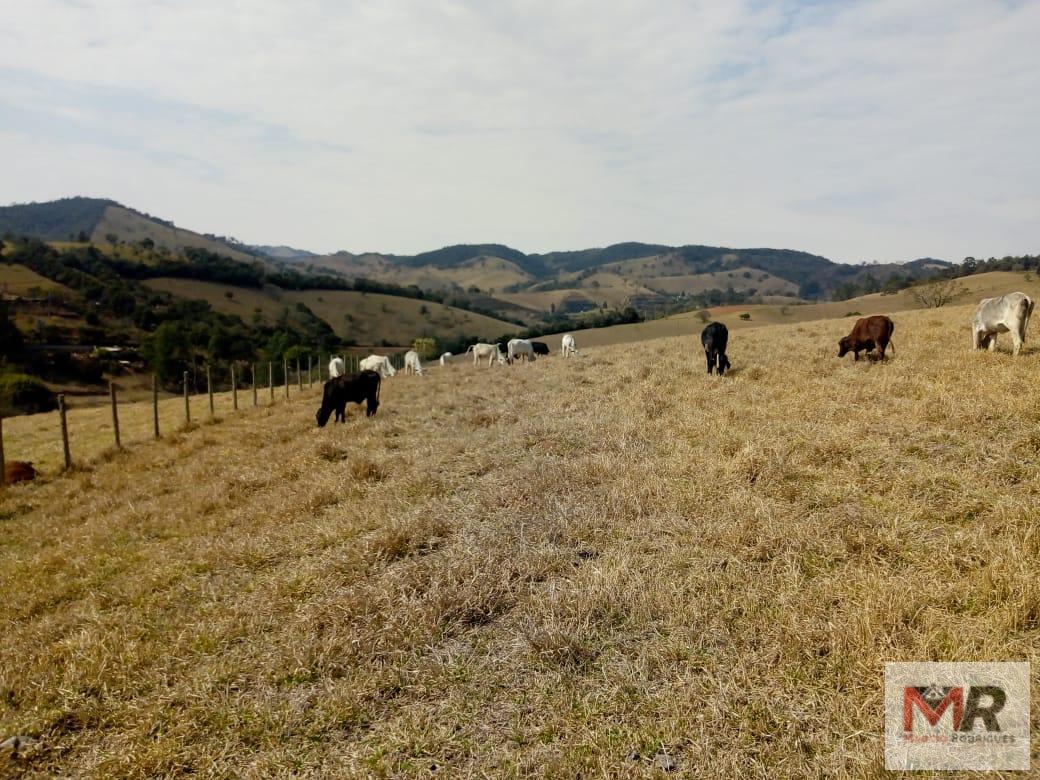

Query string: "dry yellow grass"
[[1, 379, 316, 476], [0, 266, 74, 296], [2, 304, 1040, 777]]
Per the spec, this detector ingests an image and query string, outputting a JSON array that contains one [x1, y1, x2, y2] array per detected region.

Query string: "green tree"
[[0, 301, 24, 357], [142, 320, 193, 383]]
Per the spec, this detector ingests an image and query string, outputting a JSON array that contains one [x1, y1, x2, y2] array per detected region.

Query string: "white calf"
[[329, 357, 346, 377], [403, 350, 424, 375], [439, 352, 452, 366], [972, 292, 1034, 356], [561, 334, 577, 358]]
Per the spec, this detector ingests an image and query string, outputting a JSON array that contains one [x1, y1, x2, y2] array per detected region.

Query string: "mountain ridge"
[[0, 198, 954, 308]]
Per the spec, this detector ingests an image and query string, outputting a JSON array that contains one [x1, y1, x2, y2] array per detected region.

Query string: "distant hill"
[[0, 198, 955, 318], [304, 242, 953, 312], [0, 197, 116, 241], [0, 198, 260, 264], [251, 245, 317, 262]]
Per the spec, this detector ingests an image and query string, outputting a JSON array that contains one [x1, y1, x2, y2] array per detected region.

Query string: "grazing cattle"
[[316, 370, 381, 426], [359, 354, 396, 378], [466, 343, 507, 368], [403, 350, 424, 375], [329, 356, 346, 378], [531, 341, 550, 356], [972, 292, 1034, 356], [439, 352, 452, 366], [700, 322, 731, 375], [2, 461, 36, 485], [507, 338, 535, 364], [561, 334, 577, 358], [838, 315, 895, 361]]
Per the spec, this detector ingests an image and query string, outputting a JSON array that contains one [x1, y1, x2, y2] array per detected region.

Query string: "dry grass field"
[[0, 265, 74, 296], [3, 304, 1040, 777]]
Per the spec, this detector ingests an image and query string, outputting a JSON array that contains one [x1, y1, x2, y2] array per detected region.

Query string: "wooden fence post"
[[0, 413, 6, 486], [308, 354, 313, 388], [231, 364, 238, 411], [152, 374, 160, 439], [207, 365, 214, 416], [297, 358, 303, 391], [284, 359, 290, 399], [58, 394, 71, 469], [252, 363, 258, 407], [183, 371, 191, 424], [109, 382, 121, 448], [268, 362, 274, 402]]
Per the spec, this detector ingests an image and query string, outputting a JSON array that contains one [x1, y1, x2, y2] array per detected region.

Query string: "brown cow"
[[838, 315, 895, 361], [3, 461, 37, 485]]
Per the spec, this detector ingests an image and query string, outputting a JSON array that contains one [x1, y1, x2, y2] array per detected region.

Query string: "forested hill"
[[1, 197, 955, 305]]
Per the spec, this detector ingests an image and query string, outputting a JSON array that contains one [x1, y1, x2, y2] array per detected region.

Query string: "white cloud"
[[0, 0, 1037, 261]]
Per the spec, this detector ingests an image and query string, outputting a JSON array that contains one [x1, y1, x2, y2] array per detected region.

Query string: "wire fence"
[[0, 352, 408, 483]]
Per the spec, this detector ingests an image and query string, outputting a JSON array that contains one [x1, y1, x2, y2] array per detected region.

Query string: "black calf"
[[700, 322, 731, 375]]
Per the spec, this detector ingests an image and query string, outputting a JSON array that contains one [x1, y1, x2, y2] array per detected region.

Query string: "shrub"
[[844, 311, 862, 317], [739, 312, 751, 321], [0, 372, 58, 415]]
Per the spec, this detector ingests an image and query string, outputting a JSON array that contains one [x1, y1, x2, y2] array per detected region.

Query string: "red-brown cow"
[[838, 315, 895, 361], [3, 461, 37, 485]]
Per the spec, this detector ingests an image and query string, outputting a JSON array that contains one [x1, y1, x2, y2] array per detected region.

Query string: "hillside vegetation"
[[0, 199, 258, 264], [2, 199, 960, 323], [91, 206, 260, 264], [2, 304, 1039, 776], [143, 278, 516, 346]]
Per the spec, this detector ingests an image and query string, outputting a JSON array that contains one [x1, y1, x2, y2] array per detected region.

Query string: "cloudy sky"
[[1, 0, 1037, 261]]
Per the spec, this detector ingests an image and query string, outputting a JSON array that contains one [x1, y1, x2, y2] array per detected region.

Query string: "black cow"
[[316, 370, 381, 427], [531, 341, 550, 355], [701, 322, 731, 375]]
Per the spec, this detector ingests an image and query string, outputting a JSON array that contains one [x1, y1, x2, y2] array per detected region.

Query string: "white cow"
[[466, 343, 507, 368], [507, 338, 535, 364], [439, 352, 452, 366], [329, 356, 346, 377], [972, 292, 1034, 356], [403, 350, 424, 375], [561, 334, 577, 358], [359, 354, 397, 377]]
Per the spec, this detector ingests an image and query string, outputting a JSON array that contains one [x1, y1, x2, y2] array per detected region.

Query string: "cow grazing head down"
[[837, 336, 875, 357], [700, 322, 730, 375], [838, 316, 894, 361], [316, 370, 381, 427]]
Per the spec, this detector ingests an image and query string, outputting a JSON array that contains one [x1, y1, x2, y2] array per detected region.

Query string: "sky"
[[1, 0, 1038, 262]]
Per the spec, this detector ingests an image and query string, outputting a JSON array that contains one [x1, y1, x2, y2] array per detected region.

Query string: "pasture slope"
[[3, 304, 1040, 777], [142, 278, 516, 345], [528, 270, 1040, 353]]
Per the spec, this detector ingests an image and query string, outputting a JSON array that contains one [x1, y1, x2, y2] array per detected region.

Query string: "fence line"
[[110, 382, 121, 449], [59, 394, 71, 469], [0, 352, 416, 479]]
